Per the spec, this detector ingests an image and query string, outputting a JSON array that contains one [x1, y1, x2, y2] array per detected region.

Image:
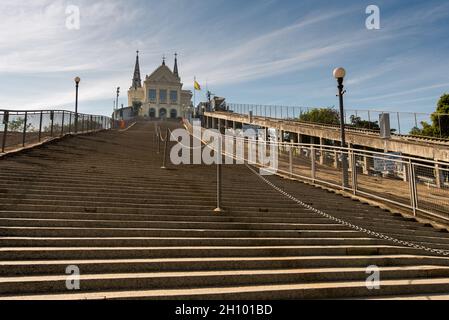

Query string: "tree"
[[132, 101, 143, 117], [432, 93, 449, 137], [349, 115, 380, 130], [409, 94, 449, 138], [8, 117, 33, 132], [299, 108, 340, 125]]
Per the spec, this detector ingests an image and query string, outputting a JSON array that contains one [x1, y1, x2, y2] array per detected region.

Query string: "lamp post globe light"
[[333, 67, 349, 188], [74, 77, 81, 133]]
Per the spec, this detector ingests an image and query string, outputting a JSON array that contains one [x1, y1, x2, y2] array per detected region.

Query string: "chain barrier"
[[245, 164, 449, 257]]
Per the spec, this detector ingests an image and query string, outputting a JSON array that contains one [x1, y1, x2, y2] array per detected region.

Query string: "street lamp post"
[[116, 87, 120, 117], [333, 67, 349, 188], [74, 77, 80, 133]]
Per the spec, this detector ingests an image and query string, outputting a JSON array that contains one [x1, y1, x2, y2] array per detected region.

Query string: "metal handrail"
[[227, 102, 449, 138], [228, 103, 449, 117], [185, 118, 449, 222], [0, 108, 113, 153]]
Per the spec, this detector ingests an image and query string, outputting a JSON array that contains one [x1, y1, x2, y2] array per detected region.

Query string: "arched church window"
[[149, 108, 156, 118], [159, 108, 167, 119]]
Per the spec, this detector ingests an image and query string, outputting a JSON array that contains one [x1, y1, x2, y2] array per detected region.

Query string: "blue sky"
[[0, 0, 448, 116]]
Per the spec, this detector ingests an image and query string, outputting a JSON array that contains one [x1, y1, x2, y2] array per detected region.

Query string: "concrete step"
[[0, 226, 365, 238], [0, 211, 331, 224], [2, 255, 449, 277], [0, 237, 388, 248], [0, 203, 308, 214], [2, 266, 449, 296], [0, 206, 328, 218], [5, 277, 449, 300], [0, 245, 421, 260], [0, 217, 348, 231]]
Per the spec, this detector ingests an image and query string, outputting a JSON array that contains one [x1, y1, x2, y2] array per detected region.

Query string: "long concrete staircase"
[[1, 121, 449, 299]]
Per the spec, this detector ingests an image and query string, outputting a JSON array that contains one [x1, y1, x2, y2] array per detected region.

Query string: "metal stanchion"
[[311, 146, 316, 183], [22, 111, 28, 147], [351, 151, 357, 195], [161, 128, 169, 169], [214, 163, 224, 213], [1, 111, 9, 153], [214, 135, 224, 213], [50, 111, 54, 137], [289, 145, 293, 178], [38, 111, 43, 142], [61, 111, 65, 137], [157, 127, 161, 154]]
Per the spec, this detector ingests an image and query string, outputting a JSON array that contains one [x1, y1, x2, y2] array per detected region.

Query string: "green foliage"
[[8, 117, 33, 132], [349, 115, 380, 130], [410, 94, 449, 138], [132, 101, 143, 117], [299, 108, 340, 125]]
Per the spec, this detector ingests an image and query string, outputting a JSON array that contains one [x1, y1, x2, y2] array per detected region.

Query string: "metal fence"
[[273, 142, 449, 220], [186, 119, 449, 221], [0, 109, 113, 153], [228, 103, 449, 139]]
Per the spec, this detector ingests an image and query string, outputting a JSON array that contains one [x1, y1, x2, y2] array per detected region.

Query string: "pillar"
[[363, 152, 370, 175], [348, 143, 353, 172], [435, 163, 442, 188], [334, 151, 339, 169], [319, 137, 325, 165]]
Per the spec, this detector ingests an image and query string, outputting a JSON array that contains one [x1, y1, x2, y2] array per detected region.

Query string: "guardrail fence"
[[1, 109, 112, 153], [186, 118, 449, 221], [228, 103, 449, 140]]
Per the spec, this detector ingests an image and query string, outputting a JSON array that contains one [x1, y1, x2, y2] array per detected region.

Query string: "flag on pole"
[[194, 79, 201, 91]]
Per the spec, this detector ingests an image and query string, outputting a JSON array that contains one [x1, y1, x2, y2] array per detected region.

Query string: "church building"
[[128, 52, 192, 119]]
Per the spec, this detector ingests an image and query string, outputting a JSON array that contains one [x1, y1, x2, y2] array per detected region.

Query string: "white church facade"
[[127, 52, 192, 119]]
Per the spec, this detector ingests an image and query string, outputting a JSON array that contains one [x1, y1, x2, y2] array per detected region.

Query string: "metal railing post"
[[351, 151, 357, 195], [157, 127, 161, 154], [311, 146, 316, 183], [61, 111, 65, 137], [289, 145, 293, 178], [50, 111, 54, 137], [22, 111, 28, 147], [214, 134, 224, 213], [38, 111, 43, 142], [2, 111, 9, 153], [161, 128, 169, 169], [214, 162, 224, 213], [407, 160, 417, 216], [69, 112, 72, 133]]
